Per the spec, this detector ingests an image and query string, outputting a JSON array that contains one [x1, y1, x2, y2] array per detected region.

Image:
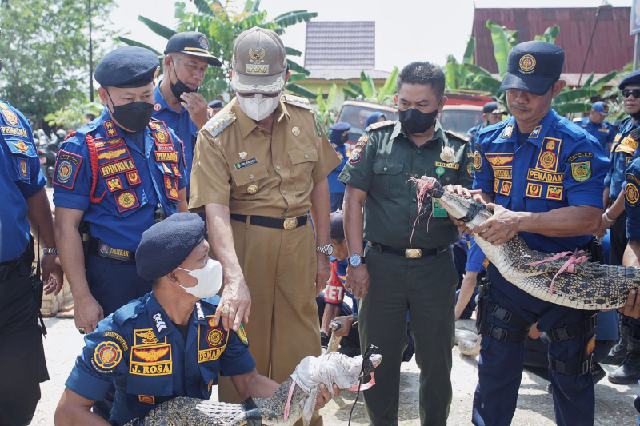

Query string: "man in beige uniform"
[[188, 27, 339, 423]]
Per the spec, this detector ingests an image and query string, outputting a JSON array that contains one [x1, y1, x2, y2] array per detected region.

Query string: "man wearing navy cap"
[[595, 70, 640, 379], [153, 32, 222, 195], [208, 99, 224, 119], [458, 41, 608, 426], [328, 121, 351, 211], [577, 101, 616, 152], [55, 213, 334, 425], [54, 46, 188, 341], [467, 101, 506, 143]]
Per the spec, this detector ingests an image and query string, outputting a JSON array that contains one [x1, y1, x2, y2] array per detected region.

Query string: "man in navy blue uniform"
[[54, 213, 333, 425], [467, 101, 505, 143], [328, 121, 350, 211], [53, 46, 188, 337], [577, 101, 616, 152], [464, 41, 608, 426], [0, 98, 63, 425], [153, 32, 222, 193], [595, 71, 640, 379]]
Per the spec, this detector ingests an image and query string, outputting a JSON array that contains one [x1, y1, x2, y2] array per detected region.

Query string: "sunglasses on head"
[[622, 89, 640, 99]]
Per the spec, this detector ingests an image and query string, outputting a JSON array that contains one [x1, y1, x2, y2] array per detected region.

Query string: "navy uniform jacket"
[[473, 110, 608, 253], [625, 157, 640, 242], [328, 143, 347, 194], [577, 117, 616, 152], [0, 101, 46, 262], [65, 294, 255, 425], [605, 116, 639, 200], [53, 108, 186, 252]]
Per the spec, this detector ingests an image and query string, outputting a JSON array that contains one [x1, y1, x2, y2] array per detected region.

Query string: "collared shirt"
[[339, 121, 473, 249], [65, 293, 254, 426], [153, 84, 198, 192], [624, 157, 640, 241], [328, 143, 347, 194], [605, 116, 640, 199], [53, 108, 186, 251], [577, 117, 616, 152], [473, 109, 608, 253], [0, 100, 46, 261], [189, 96, 340, 217]]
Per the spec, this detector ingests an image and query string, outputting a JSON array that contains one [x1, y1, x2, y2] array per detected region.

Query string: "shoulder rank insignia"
[[501, 124, 514, 139], [282, 94, 312, 110], [367, 120, 395, 131], [204, 111, 236, 138]]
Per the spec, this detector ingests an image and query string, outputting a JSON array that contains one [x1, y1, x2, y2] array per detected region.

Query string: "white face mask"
[[237, 93, 281, 121], [177, 258, 222, 299]]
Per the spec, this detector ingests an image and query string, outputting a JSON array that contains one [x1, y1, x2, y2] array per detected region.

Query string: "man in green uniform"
[[339, 61, 472, 426]]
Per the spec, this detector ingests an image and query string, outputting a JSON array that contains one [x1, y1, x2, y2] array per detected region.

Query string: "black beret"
[[95, 46, 159, 88], [619, 70, 640, 90], [136, 213, 205, 281]]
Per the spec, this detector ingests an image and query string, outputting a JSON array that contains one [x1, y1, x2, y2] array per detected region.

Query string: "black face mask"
[[107, 91, 154, 133], [170, 67, 197, 100], [399, 108, 438, 134]]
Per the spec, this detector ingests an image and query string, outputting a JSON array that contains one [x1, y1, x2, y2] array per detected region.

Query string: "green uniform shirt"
[[339, 120, 473, 249]]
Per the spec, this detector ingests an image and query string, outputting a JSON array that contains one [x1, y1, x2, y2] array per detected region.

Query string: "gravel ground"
[[31, 317, 639, 425]]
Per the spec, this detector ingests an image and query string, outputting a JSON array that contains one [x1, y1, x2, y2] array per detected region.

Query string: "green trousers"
[[359, 245, 457, 426]]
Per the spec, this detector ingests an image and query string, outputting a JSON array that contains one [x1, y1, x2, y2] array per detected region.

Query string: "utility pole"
[[88, 0, 94, 101]]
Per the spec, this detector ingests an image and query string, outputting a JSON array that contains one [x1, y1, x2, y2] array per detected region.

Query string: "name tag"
[[234, 158, 258, 170]]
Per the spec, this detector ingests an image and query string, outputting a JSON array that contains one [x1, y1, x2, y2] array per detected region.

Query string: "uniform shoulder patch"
[[204, 111, 236, 138], [367, 120, 395, 131], [91, 340, 123, 372], [281, 94, 312, 110], [53, 150, 83, 190], [626, 182, 640, 206], [444, 129, 470, 143]]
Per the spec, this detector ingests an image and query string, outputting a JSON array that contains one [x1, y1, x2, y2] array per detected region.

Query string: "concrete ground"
[[30, 317, 639, 425]]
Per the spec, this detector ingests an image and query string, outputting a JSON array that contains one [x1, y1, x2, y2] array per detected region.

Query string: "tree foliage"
[[342, 66, 399, 105], [0, 0, 115, 124], [120, 0, 317, 101]]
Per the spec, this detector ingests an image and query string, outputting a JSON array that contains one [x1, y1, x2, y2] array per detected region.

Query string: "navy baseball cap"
[[208, 100, 223, 109], [95, 46, 159, 88], [500, 41, 564, 96], [329, 121, 351, 132], [591, 101, 608, 115], [619, 70, 640, 90], [165, 31, 222, 66]]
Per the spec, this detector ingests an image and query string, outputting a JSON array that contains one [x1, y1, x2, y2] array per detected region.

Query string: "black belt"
[[88, 237, 135, 262], [371, 243, 447, 259], [230, 214, 308, 230]]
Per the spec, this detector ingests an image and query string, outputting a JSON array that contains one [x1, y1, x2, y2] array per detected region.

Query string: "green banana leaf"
[[463, 37, 475, 65], [138, 16, 176, 39], [117, 37, 161, 55]]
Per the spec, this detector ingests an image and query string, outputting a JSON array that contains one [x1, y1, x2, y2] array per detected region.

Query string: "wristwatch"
[[42, 247, 59, 256], [316, 244, 334, 256], [348, 253, 363, 268]]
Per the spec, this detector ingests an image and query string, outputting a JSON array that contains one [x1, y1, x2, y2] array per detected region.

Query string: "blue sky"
[[112, 0, 631, 70]]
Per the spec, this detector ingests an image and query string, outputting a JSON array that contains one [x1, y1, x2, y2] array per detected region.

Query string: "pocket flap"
[[289, 149, 318, 165], [230, 164, 268, 186], [373, 160, 403, 175]]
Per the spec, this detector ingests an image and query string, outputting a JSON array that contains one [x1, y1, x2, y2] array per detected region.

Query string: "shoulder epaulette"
[[113, 298, 143, 325], [444, 129, 470, 143], [204, 111, 236, 138], [556, 117, 589, 141], [282, 93, 312, 110], [366, 120, 395, 131]]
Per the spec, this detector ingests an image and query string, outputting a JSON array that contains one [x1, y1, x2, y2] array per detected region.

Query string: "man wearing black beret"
[[55, 213, 334, 425]]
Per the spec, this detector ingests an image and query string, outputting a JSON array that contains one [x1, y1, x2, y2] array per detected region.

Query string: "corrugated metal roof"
[[304, 21, 375, 69], [472, 6, 633, 75]]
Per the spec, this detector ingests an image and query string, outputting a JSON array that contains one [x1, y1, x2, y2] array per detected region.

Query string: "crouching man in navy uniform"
[[55, 213, 335, 425], [53, 46, 188, 336], [457, 41, 608, 426]]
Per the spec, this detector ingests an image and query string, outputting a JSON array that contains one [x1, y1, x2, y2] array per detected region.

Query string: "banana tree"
[[315, 83, 339, 133], [118, 0, 317, 100], [342, 66, 399, 105]]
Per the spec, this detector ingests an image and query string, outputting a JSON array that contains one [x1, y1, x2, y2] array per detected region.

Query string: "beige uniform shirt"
[[189, 95, 340, 217]]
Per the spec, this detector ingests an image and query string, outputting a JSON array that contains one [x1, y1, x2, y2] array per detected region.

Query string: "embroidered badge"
[[567, 152, 593, 162], [98, 148, 128, 162], [155, 129, 169, 144], [434, 161, 459, 170], [153, 312, 167, 333], [527, 169, 563, 184], [1, 126, 27, 137], [171, 164, 181, 177], [529, 125, 542, 139], [106, 176, 123, 193], [526, 182, 543, 198], [92, 341, 123, 372], [349, 148, 362, 164], [103, 331, 129, 351], [547, 185, 563, 200], [104, 120, 118, 138], [13, 140, 29, 153], [18, 158, 29, 180], [198, 324, 229, 363], [466, 162, 474, 177], [115, 190, 140, 213], [164, 176, 179, 200], [500, 124, 514, 138], [130, 344, 172, 376], [139, 395, 155, 404], [53, 150, 83, 190], [518, 54, 536, 74], [100, 158, 136, 177], [440, 146, 455, 163], [435, 166, 445, 177], [1, 108, 19, 126], [237, 324, 249, 345], [499, 180, 512, 196], [134, 328, 160, 346], [485, 153, 513, 167], [626, 183, 640, 206], [538, 151, 556, 170], [571, 161, 591, 182], [126, 170, 141, 186], [154, 151, 178, 163], [207, 329, 224, 347], [473, 151, 482, 171], [98, 244, 131, 262], [493, 167, 512, 180]]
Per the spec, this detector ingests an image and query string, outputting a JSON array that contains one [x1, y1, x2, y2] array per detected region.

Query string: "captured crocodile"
[[414, 177, 640, 310], [125, 349, 381, 426]]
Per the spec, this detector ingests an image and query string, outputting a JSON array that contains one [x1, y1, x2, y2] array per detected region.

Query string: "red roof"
[[472, 6, 633, 75]]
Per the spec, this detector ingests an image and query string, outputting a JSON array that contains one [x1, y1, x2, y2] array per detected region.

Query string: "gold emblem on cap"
[[291, 126, 300, 137], [249, 48, 266, 64], [247, 184, 258, 194], [518, 54, 536, 74]]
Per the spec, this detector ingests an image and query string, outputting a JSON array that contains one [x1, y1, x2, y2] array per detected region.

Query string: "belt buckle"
[[283, 217, 298, 230], [405, 248, 422, 259]]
